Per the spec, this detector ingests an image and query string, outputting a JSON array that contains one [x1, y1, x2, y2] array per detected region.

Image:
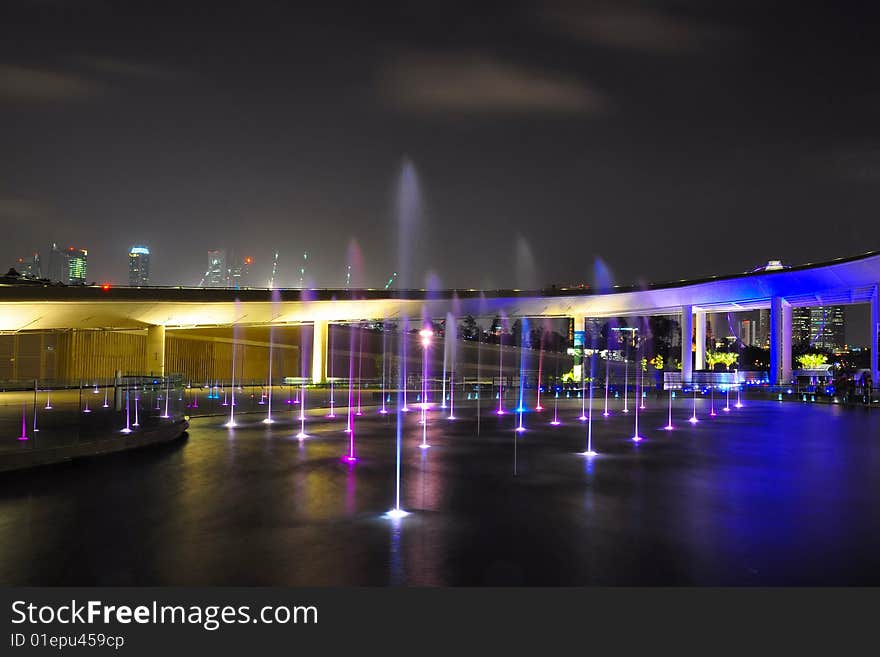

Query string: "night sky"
[[2, 1, 879, 301]]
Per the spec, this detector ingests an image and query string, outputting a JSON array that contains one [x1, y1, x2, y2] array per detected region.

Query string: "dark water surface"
[[2, 398, 879, 585]]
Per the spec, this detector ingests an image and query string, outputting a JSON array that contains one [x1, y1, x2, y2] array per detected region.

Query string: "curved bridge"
[[2, 250, 878, 386]]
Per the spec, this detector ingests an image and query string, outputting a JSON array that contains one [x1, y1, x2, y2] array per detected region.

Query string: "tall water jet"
[[664, 389, 675, 430], [723, 386, 731, 412], [622, 335, 630, 414], [689, 386, 699, 423], [387, 158, 422, 520], [709, 386, 717, 416], [121, 390, 132, 434], [735, 384, 743, 408], [328, 322, 337, 418], [580, 347, 598, 456], [631, 323, 643, 442], [446, 311, 457, 420], [225, 309, 239, 428], [379, 323, 388, 414], [263, 289, 281, 424], [535, 324, 547, 412], [418, 326, 433, 448], [32, 384, 39, 433], [161, 379, 171, 418], [496, 313, 508, 415], [345, 324, 354, 433], [356, 325, 364, 416], [296, 313, 312, 441], [132, 394, 140, 427], [516, 318, 528, 432], [17, 403, 28, 441], [45, 389, 52, 410]]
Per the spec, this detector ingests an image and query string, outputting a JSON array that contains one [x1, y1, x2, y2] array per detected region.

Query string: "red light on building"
[[101, 283, 111, 291]]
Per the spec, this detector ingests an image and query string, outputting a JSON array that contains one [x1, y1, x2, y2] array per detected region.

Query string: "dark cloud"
[[74, 56, 185, 81], [541, 1, 734, 53], [380, 52, 608, 116], [0, 63, 97, 101]]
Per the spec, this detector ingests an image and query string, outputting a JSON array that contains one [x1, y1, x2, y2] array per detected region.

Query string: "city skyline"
[[2, 1, 879, 294]]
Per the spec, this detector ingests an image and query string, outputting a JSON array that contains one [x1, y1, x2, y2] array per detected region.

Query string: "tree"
[[459, 315, 479, 341], [797, 353, 828, 369], [706, 351, 738, 371]]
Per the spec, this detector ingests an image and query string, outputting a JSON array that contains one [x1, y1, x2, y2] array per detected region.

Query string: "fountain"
[[44, 389, 52, 410], [723, 386, 731, 412], [225, 301, 240, 428], [121, 390, 132, 434], [735, 384, 743, 408], [328, 324, 337, 418], [379, 323, 388, 414], [296, 322, 309, 440], [345, 324, 354, 433], [446, 311, 457, 420], [496, 313, 507, 415], [631, 328, 643, 442], [516, 318, 528, 432], [132, 394, 140, 427], [664, 389, 675, 430], [386, 159, 421, 520], [418, 326, 433, 448], [581, 376, 598, 456], [709, 386, 717, 416], [103, 383, 109, 408], [689, 386, 699, 424], [17, 403, 28, 441], [622, 336, 630, 414], [356, 324, 364, 416], [161, 379, 171, 418], [263, 290, 281, 424]]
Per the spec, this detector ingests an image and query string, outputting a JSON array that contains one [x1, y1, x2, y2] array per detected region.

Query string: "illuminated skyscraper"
[[229, 255, 253, 288], [206, 249, 227, 287], [47, 243, 68, 283], [792, 306, 846, 351], [128, 245, 151, 286], [67, 248, 88, 285], [15, 253, 41, 279]]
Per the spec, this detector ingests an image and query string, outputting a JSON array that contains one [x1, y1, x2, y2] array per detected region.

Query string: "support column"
[[146, 325, 165, 376], [870, 285, 879, 387], [769, 297, 792, 386], [681, 305, 693, 385], [312, 320, 329, 384], [695, 310, 707, 371]]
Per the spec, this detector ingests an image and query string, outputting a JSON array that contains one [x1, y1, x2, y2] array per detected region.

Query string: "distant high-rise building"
[[47, 243, 68, 283], [15, 252, 41, 278], [757, 308, 770, 348], [128, 245, 151, 286], [205, 249, 227, 287], [67, 248, 88, 285], [792, 306, 846, 351], [228, 255, 253, 289], [739, 318, 757, 346]]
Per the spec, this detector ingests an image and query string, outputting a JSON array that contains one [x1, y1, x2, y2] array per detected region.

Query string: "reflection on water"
[[1, 399, 880, 585]]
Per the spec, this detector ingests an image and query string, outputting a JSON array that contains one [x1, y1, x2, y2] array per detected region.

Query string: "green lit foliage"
[[797, 353, 828, 369], [706, 351, 739, 371], [650, 355, 664, 370]]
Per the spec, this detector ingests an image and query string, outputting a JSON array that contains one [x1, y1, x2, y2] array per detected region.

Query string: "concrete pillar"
[[695, 310, 707, 371], [769, 297, 792, 386], [312, 320, 329, 384], [871, 285, 879, 387], [681, 305, 693, 384], [146, 325, 165, 376]]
